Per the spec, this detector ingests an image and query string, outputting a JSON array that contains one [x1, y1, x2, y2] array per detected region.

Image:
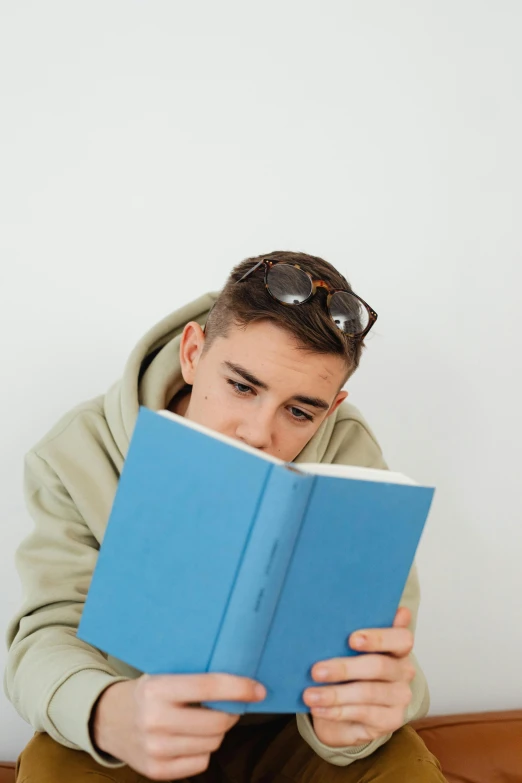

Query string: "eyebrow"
[[223, 361, 331, 411]]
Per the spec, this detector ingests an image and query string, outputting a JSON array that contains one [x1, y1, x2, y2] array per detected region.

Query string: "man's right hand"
[[92, 673, 267, 781]]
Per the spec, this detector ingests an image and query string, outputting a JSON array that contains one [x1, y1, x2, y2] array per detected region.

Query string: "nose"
[[235, 413, 274, 451]]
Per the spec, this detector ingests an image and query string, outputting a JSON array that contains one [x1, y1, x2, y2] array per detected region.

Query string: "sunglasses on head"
[[236, 259, 378, 339]]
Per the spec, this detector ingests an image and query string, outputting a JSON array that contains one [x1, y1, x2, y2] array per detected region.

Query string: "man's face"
[[177, 320, 348, 462]]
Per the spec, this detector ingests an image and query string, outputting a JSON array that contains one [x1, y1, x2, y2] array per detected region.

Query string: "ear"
[[178, 321, 206, 385], [326, 389, 349, 418]]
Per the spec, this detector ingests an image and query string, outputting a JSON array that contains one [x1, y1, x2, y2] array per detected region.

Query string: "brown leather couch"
[[412, 710, 522, 782], [1, 710, 521, 782]]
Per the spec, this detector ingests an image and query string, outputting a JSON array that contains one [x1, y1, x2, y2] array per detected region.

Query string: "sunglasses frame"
[[237, 259, 378, 339]]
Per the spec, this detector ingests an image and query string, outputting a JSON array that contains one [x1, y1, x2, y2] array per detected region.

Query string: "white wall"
[[1, 0, 521, 761]]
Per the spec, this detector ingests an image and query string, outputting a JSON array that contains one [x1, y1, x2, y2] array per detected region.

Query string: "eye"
[[289, 406, 314, 423], [227, 379, 254, 396]]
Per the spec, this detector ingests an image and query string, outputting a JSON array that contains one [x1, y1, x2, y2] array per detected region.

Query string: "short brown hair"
[[204, 250, 367, 380]]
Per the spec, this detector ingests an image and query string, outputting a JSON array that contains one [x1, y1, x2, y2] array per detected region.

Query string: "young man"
[[5, 251, 445, 782]]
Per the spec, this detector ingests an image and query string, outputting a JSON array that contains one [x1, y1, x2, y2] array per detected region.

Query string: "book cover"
[[78, 406, 435, 713]]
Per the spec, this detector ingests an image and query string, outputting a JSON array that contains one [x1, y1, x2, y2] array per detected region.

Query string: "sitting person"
[[5, 251, 445, 781]]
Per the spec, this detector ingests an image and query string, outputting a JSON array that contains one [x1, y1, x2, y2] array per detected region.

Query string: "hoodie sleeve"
[[295, 418, 430, 766], [4, 450, 129, 768]]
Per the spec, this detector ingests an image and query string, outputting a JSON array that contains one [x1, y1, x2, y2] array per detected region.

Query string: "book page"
[[295, 462, 418, 485], [158, 410, 418, 484]]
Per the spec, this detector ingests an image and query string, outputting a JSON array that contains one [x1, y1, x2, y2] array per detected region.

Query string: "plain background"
[[1, 0, 521, 762]]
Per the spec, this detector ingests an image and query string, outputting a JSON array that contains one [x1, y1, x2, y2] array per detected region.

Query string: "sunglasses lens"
[[329, 291, 369, 336], [266, 264, 313, 304]]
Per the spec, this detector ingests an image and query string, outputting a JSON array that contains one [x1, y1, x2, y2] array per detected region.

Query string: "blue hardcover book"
[[78, 406, 435, 714]]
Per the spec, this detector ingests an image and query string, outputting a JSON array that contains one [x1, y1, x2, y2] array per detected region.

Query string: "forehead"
[[209, 321, 346, 390]]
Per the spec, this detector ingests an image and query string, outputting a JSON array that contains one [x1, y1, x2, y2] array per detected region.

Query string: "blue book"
[[78, 406, 435, 714]]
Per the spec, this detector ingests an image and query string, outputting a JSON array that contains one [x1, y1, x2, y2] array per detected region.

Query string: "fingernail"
[[352, 633, 367, 649], [314, 667, 328, 680], [255, 684, 266, 699], [307, 692, 322, 704]]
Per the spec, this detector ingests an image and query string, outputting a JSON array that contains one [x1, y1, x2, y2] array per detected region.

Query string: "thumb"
[[393, 606, 411, 629]]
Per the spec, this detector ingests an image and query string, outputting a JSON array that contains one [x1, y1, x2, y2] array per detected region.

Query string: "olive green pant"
[[17, 717, 446, 782]]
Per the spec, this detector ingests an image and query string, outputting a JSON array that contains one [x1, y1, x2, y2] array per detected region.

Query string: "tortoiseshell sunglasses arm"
[[236, 259, 270, 283]]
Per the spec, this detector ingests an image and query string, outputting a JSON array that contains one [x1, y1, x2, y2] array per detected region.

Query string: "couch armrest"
[[0, 762, 15, 783], [412, 709, 522, 783]]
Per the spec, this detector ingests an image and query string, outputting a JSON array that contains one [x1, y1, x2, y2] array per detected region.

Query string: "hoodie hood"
[[104, 291, 219, 461]]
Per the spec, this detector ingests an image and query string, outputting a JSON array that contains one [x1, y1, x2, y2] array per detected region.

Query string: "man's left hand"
[[302, 607, 415, 748]]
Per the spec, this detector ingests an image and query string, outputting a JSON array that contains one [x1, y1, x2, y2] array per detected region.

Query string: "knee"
[[16, 732, 124, 783]]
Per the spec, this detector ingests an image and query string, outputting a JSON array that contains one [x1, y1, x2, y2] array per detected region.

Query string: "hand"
[[92, 673, 266, 781], [302, 607, 415, 748]]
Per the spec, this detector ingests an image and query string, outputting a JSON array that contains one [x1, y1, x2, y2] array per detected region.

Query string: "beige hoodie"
[[4, 292, 429, 769]]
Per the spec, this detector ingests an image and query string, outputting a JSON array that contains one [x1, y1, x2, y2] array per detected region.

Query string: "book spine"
[[203, 466, 314, 713]]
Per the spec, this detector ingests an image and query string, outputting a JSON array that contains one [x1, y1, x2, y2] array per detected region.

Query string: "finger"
[[143, 730, 225, 760], [140, 673, 266, 706], [310, 703, 405, 732], [393, 606, 412, 629], [147, 752, 211, 781], [311, 653, 415, 684], [311, 718, 373, 748], [145, 704, 240, 736], [348, 626, 413, 657], [304, 680, 412, 710]]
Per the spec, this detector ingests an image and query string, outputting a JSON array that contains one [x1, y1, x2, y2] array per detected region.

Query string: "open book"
[[78, 406, 435, 714]]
